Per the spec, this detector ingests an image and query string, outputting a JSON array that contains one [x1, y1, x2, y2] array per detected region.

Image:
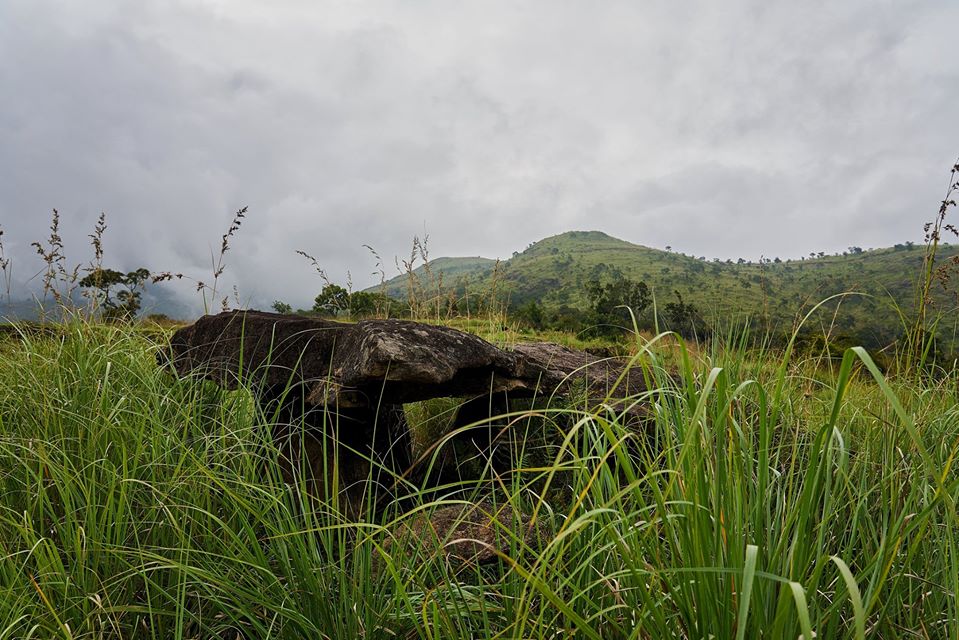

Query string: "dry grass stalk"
[[363, 243, 391, 317], [30, 209, 82, 311], [911, 158, 959, 365], [0, 225, 12, 305], [398, 239, 423, 319], [82, 213, 108, 311], [195, 206, 247, 313], [295, 249, 335, 290]]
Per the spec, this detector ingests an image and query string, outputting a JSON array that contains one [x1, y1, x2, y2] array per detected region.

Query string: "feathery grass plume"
[[150, 270, 184, 285], [195, 206, 247, 314], [89, 212, 106, 268], [295, 248, 334, 288], [909, 157, 959, 370], [30, 209, 64, 303], [932, 162, 959, 306], [148, 207, 246, 316], [297, 249, 372, 318], [81, 212, 108, 312], [399, 237, 423, 318], [481, 257, 510, 332], [295, 248, 342, 315], [758, 253, 770, 333], [0, 225, 12, 305], [29, 209, 82, 318], [444, 285, 458, 321], [391, 233, 505, 324], [413, 234, 446, 322], [363, 243, 392, 317]]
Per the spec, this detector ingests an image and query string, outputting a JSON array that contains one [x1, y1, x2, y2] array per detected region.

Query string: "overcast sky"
[[1, 0, 957, 310]]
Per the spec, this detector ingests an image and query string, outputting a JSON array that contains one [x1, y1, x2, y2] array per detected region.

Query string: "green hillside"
[[372, 231, 959, 348], [372, 256, 497, 299]]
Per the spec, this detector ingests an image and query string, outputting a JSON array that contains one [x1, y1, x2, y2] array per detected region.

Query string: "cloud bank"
[[1, 0, 956, 311]]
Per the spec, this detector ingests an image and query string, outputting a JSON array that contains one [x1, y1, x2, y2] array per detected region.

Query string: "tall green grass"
[[0, 321, 957, 638]]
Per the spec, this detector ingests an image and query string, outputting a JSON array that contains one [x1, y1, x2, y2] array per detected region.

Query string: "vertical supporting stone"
[[431, 392, 514, 483], [263, 387, 412, 516]]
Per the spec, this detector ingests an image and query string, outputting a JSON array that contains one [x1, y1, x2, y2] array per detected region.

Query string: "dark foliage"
[[79, 267, 151, 322], [584, 275, 651, 336], [662, 291, 710, 339]]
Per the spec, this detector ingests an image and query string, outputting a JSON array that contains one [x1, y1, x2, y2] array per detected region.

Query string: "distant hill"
[[371, 256, 497, 299], [0, 297, 43, 322], [370, 230, 959, 348]]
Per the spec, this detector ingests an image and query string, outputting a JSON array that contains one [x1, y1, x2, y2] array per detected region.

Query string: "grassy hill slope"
[[371, 256, 496, 298], [372, 231, 959, 347]]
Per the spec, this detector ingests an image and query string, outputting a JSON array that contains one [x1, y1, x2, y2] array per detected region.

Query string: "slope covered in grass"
[[373, 256, 497, 298], [373, 231, 959, 348]]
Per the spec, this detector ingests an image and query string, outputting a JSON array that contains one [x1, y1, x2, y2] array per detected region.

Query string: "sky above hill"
[[1, 0, 957, 310]]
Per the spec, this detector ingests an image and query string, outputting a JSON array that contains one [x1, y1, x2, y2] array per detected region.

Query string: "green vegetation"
[[1, 162, 957, 637], [400, 255, 496, 283], [78, 268, 152, 322], [373, 231, 959, 353], [0, 317, 957, 638], [310, 283, 392, 318]]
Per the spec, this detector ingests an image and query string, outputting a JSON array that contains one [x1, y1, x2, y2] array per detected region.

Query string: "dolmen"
[[165, 311, 648, 514]]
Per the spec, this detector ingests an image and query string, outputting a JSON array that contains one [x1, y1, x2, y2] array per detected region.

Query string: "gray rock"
[[164, 311, 650, 511], [166, 311, 646, 407]]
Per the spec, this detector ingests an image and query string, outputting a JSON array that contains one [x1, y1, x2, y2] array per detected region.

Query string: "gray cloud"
[[1, 0, 956, 312]]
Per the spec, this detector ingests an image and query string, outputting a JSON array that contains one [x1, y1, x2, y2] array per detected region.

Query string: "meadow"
[[0, 311, 956, 639], [1, 168, 958, 638]]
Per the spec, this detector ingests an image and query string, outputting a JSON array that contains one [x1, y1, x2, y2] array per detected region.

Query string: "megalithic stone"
[[163, 310, 650, 512]]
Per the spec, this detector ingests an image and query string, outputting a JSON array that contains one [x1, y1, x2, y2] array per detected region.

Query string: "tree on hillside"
[[313, 283, 350, 316], [79, 267, 150, 321], [312, 284, 389, 318], [663, 291, 709, 339], [271, 300, 293, 314], [515, 300, 546, 329], [586, 275, 650, 336], [347, 290, 385, 317]]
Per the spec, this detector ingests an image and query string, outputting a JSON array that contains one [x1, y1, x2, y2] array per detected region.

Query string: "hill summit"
[[370, 231, 958, 349]]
